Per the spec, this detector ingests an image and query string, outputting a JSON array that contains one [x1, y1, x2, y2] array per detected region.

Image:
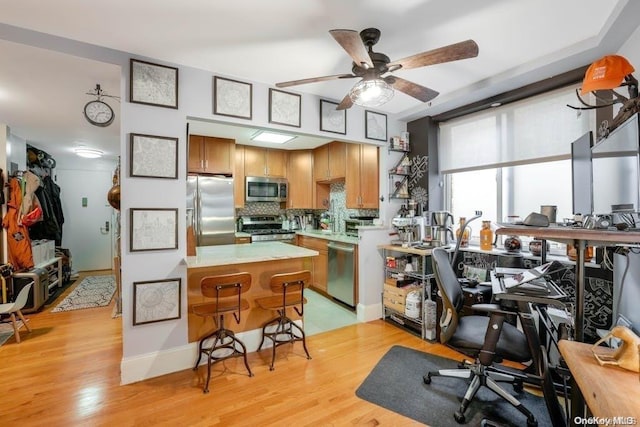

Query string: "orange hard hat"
[[581, 55, 635, 95]]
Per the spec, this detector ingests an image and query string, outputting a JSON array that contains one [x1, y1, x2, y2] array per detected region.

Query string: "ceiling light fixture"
[[349, 77, 394, 108], [250, 130, 297, 144], [74, 147, 104, 158]]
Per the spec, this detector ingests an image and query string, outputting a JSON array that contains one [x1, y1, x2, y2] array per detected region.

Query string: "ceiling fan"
[[276, 28, 479, 110]]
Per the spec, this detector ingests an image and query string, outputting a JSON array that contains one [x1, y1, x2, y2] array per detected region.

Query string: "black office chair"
[[423, 248, 537, 426]]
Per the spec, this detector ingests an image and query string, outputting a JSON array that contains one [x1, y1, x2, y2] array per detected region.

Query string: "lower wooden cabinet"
[[297, 235, 328, 293], [235, 236, 251, 244]]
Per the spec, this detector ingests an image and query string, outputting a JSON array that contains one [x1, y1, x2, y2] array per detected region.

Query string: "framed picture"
[[130, 59, 178, 109], [129, 133, 178, 179], [213, 76, 252, 119], [133, 278, 181, 325], [130, 208, 178, 252], [320, 99, 346, 134], [365, 110, 387, 141], [269, 88, 301, 127]]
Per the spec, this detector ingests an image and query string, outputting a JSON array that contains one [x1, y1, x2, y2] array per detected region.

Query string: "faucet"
[[451, 210, 482, 268]]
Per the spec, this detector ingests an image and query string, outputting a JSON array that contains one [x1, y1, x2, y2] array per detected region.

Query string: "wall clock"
[[84, 99, 114, 127]]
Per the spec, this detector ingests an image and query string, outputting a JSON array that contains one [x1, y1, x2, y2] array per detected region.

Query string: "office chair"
[[423, 248, 537, 426]]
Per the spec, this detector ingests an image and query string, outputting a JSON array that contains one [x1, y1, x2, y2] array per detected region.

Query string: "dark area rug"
[[356, 345, 552, 427]]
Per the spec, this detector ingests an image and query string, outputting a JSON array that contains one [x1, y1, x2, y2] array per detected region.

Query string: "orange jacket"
[[2, 177, 34, 271]]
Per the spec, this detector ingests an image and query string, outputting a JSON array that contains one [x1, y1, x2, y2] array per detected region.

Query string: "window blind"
[[439, 85, 595, 173]]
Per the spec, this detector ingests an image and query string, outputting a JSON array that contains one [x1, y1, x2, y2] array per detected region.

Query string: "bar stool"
[[255, 270, 312, 370], [192, 272, 253, 393]]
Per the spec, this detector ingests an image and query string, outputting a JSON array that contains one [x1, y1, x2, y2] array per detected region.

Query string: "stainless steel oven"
[[245, 177, 288, 203], [240, 215, 295, 243]]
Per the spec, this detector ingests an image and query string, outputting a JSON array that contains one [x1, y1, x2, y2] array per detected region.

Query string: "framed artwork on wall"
[[269, 88, 301, 127], [129, 133, 178, 179], [133, 278, 181, 325], [319, 99, 346, 134], [365, 110, 387, 141], [213, 76, 252, 120], [130, 59, 179, 109], [130, 208, 178, 252]]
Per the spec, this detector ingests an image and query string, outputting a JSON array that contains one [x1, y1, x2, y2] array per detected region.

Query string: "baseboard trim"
[[357, 301, 382, 323], [120, 324, 299, 384]]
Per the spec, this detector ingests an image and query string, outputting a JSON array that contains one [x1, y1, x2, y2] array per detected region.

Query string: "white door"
[[57, 168, 114, 271]]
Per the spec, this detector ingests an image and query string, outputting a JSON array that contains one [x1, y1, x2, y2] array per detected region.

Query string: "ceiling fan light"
[[74, 147, 103, 158], [349, 78, 394, 107]]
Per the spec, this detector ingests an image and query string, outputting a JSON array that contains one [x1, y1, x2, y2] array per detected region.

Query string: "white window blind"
[[439, 85, 595, 173]]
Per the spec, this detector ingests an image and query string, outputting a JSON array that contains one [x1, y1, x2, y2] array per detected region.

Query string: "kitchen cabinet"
[[243, 145, 287, 177], [235, 236, 251, 244], [313, 141, 346, 182], [287, 150, 314, 209], [234, 145, 245, 208], [346, 143, 379, 208], [297, 235, 328, 293], [188, 135, 235, 175]]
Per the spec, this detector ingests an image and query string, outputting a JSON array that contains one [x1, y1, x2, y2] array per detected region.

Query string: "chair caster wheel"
[[454, 411, 466, 424], [423, 374, 432, 384], [513, 380, 523, 393]]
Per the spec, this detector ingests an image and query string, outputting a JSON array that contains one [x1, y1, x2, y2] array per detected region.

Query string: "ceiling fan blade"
[[329, 29, 374, 69], [276, 74, 356, 88], [336, 94, 353, 110], [388, 39, 479, 70], [388, 76, 439, 102]]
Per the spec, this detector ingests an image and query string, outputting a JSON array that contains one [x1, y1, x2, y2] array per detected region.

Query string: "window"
[[440, 84, 595, 248]]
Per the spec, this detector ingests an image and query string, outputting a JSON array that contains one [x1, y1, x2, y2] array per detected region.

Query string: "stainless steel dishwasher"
[[327, 241, 356, 307]]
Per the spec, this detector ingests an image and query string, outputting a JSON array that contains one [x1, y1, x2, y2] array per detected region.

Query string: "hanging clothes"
[[29, 175, 64, 245], [2, 177, 34, 271], [19, 170, 41, 217]]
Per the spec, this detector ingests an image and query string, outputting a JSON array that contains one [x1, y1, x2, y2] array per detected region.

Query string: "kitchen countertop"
[[185, 241, 318, 268], [295, 229, 359, 245]]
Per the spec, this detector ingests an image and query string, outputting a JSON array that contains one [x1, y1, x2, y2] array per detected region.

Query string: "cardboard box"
[[383, 283, 420, 313]]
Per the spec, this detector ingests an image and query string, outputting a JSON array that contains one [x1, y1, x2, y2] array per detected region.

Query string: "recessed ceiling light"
[[250, 130, 297, 144], [75, 147, 104, 158]]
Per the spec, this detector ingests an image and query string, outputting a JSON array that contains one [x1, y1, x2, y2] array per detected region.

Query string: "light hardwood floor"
[[1, 270, 471, 426]]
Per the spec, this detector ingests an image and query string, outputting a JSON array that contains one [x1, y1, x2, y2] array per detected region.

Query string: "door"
[[57, 168, 114, 271]]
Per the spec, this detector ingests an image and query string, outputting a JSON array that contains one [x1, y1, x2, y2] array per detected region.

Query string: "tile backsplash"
[[236, 181, 377, 233]]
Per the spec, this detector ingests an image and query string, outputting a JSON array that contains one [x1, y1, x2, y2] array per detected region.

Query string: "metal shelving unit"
[[380, 245, 434, 339]]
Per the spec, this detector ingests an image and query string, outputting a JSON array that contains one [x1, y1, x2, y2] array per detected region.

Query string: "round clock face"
[[84, 100, 114, 127]]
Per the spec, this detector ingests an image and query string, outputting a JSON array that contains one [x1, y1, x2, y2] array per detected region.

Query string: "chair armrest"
[[471, 303, 515, 315]]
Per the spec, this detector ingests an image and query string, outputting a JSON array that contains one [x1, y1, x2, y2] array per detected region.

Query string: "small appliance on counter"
[[391, 217, 420, 247]]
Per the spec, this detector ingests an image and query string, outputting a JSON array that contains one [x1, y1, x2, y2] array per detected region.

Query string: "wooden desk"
[[496, 226, 640, 342], [559, 340, 640, 422]]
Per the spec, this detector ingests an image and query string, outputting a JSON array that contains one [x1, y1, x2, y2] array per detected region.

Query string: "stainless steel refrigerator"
[[187, 175, 235, 246]]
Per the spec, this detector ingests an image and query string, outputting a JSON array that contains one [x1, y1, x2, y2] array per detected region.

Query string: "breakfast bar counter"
[[186, 242, 319, 342]]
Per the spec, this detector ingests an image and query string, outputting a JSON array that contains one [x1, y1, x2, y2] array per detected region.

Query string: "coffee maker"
[[431, 211, 454, 247], [391, 217, 419, 247]]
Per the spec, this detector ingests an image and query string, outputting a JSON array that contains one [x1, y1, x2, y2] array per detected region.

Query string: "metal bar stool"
[[255, 270, 312, 370], [192, 272, 253, 393]]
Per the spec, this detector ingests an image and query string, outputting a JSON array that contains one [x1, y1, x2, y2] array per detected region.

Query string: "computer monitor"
[[613, 251, 640, 335], [591, 113, 640, 215]]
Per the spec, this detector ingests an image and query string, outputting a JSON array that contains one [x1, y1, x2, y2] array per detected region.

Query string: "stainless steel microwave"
[[245, 176, 288, 202]]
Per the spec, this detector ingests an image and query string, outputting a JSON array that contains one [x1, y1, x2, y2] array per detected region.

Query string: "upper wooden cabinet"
[[287, 150, 314, 209], [243, 145, 287, 177], [188, 135, 235, 175], [313, 141, 346, 182], [346, 143, 379, 209]]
